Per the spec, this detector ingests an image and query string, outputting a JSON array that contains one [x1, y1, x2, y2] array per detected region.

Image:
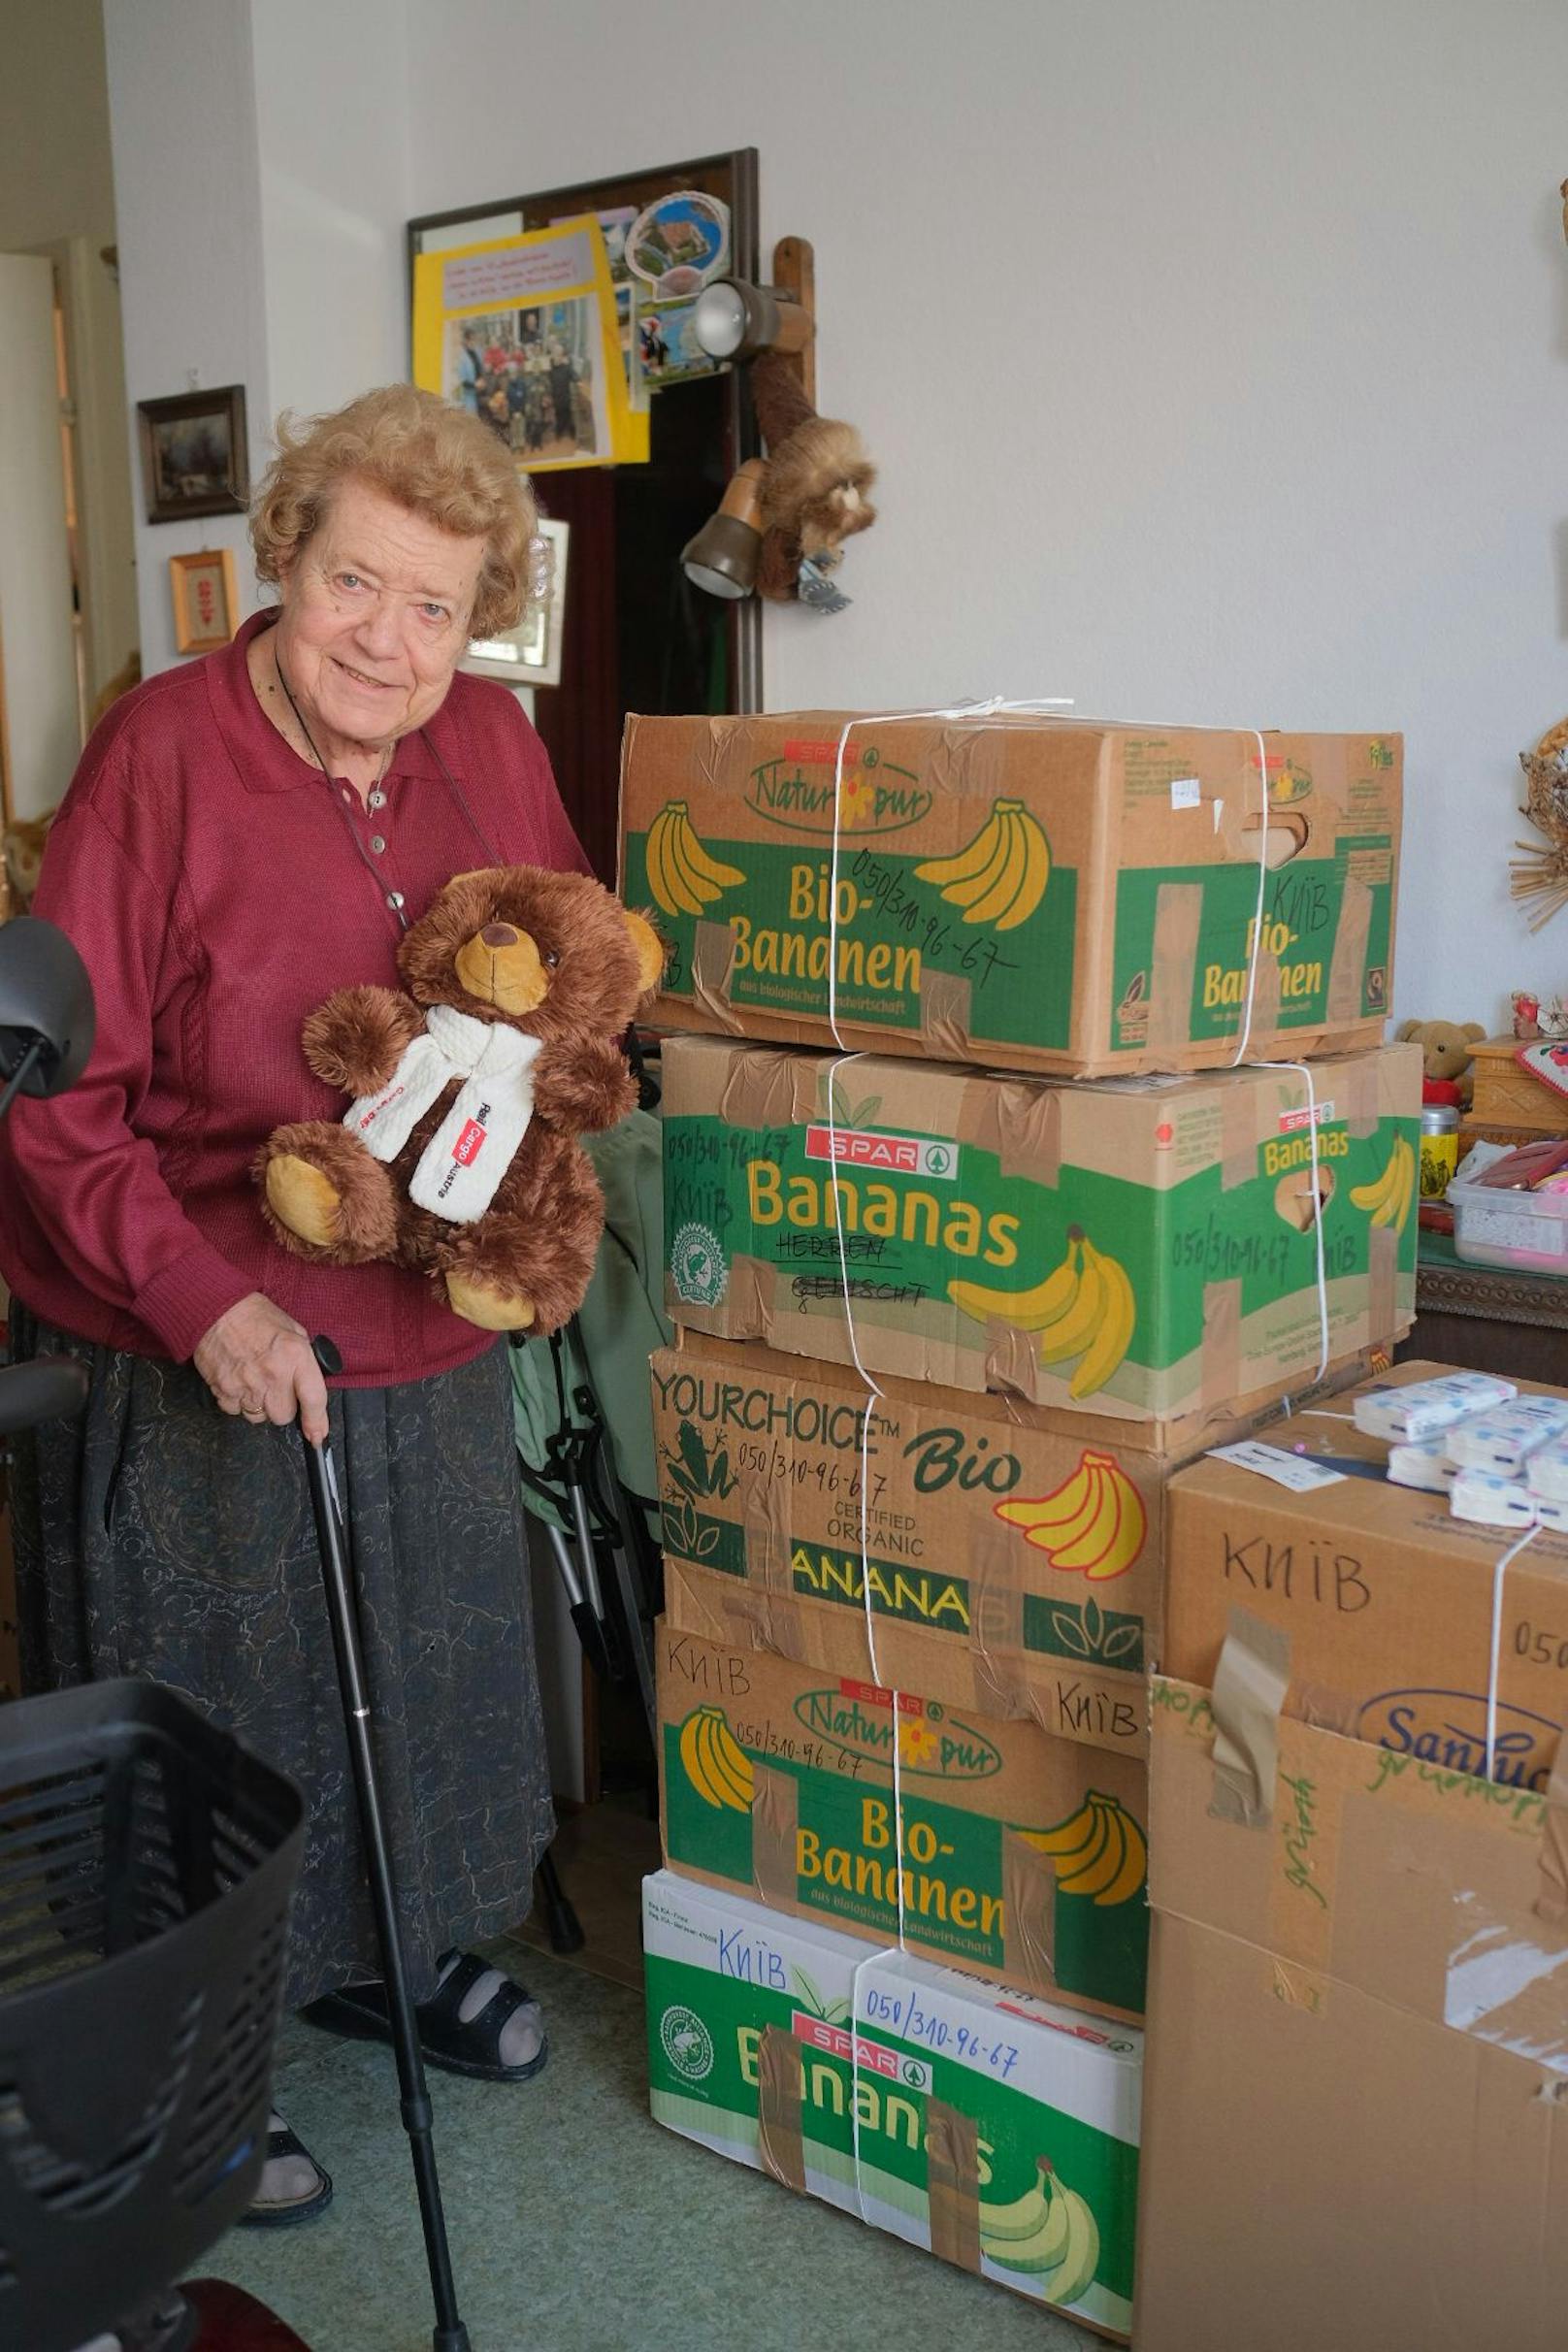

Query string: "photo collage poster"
[[412, 217, 649, 472]]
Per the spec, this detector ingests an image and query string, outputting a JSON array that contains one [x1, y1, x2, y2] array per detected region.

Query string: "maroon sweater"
[[0, 611, 591, 1387]]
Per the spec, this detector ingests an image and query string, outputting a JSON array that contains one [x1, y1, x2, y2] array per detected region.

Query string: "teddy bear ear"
[[1463, 1022, 1486, 1042], [621, 906, 669, 996], [1395, 1019, 1422, 1042]]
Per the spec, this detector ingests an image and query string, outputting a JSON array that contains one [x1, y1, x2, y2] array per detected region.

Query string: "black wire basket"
[[0, 1677, 304, 2352]]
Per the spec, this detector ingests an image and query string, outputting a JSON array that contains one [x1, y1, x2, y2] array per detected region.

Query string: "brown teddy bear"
[[256, 867, 664, 1332], [1394, 1016, 1486, 1109]]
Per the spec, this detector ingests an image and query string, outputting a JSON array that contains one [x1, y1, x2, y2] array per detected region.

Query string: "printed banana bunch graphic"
[[979, 2158, 1100, 2303], [1349, 1132, 1415, 1233], [1021, 1791, 1147, 1907], [914, 797, 1051, 931], [996, 1450, 1147, 1580], [678, 1706, 755, 1813], [645, 800, 747, 920], [949, 1228, 1136, 1400]]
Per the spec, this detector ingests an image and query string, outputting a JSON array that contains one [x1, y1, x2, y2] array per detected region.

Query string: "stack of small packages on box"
[[620, 711, 1416, 2338]]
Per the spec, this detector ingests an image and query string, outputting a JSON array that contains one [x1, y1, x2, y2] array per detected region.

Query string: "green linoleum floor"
[[203, 1930, 1102, 2352]]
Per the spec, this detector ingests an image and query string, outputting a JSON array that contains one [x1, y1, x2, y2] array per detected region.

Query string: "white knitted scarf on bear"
[[343, 1003, 543, 1224]]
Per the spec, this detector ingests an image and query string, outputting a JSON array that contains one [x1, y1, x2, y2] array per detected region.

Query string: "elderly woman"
[[0, 385, 586, 2225]]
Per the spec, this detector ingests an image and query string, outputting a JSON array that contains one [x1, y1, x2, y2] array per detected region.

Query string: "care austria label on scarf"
[[344, 1004, 543, 1223]]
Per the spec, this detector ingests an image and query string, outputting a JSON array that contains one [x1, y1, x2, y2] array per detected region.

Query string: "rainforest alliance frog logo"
[[670, 1222, 728, 1308], [660, 2005, 715, 2082]]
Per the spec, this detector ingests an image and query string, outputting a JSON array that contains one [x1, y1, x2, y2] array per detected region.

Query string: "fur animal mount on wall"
[[749, 348, 877, 606], [256, 866, 665, 1332]]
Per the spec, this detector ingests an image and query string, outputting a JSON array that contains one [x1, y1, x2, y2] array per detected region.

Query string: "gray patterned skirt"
[[6, 1307, 553, 2009]]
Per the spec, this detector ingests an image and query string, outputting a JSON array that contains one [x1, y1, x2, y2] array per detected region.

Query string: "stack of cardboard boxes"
[[621, 711, 1418, 2337], [1136, 1359, 1568, 2350]]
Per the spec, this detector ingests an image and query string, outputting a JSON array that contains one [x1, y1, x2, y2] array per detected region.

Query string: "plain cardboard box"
[[1162, 1357, 1568, 1788], [655, 1617, 1150, 2020], [620, 711, 1402, 1077], [651, 1334, 1390, 1762], [662, 1034, 1418, 1423], [1135, 1676, 1568, 2351], [643, 1868, 1142, 2338]]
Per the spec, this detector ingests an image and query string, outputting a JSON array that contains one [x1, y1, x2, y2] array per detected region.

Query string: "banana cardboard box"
[[662, 1034, 1419, 1426], [656, 1618, 1150, 2021], [644, 1870, 1142, 2339], [1163, 1358, 1568, 1790], [1136, 1673, 1568, 2351], [652, 1335, 1384, 1761], [619, 710, 1401, 1078]]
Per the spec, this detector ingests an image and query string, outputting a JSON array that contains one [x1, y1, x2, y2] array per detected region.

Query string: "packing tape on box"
[[925, 2099, 984, 2274], [967, 1522, 1031, 1720], [1200, 1278, 1243, 1411], [1002, 1826, 1061, 1992], [744, 1459, 810, 1664], [751, 1761, 801, 1914], [1221, 1080, 1260, 1192], [1148, 883, 1202, 1060], [690, 917, 742, 1029], [1326, 876, 1374, 1026], [919, 967, 973, 1059], [1367, 1222, 1398, 1357], [1536, 1717, 1568, 1929], [987, 1076, 1063, 1192], [1208, 1607, 1292, 1828], [757, 2021, 809, 2194]]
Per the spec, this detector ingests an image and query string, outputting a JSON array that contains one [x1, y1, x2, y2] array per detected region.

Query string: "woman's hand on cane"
[[195, 1292, 331, 1443]]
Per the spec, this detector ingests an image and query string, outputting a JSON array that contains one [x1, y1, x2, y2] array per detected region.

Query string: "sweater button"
[[371, 835, 386, 854], [368, 790, 386, 809], [387, 891, 405, 911]]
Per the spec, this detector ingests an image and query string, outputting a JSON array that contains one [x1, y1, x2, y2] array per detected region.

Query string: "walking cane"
[[300, 1337, 474, 2352]]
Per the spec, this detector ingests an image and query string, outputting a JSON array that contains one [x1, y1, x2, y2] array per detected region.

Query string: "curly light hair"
[[250, 383, 547, 637]]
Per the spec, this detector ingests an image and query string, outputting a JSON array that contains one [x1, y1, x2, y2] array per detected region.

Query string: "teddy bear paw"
[[267, 1154, 344, 1249], [445, 1271, 538, 1331]]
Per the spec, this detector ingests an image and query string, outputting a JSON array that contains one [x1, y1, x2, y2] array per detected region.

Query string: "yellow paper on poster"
[[412, 216, 648, 471]]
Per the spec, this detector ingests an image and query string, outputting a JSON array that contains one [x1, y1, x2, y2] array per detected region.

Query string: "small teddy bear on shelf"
[[1393, 1017, 1486, 1111], [256, 866, 664, 1333]]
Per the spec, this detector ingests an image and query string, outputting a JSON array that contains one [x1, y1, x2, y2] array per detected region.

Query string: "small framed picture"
[[169, 548, 239, 655], [137, 385, 248, 523], [463, 517, 570, 689]]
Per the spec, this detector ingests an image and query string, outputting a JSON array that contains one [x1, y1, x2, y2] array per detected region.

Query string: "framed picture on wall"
[[463, 518, 570, 688], [137, 385, 248, 522], [168, 547, 238, 655]]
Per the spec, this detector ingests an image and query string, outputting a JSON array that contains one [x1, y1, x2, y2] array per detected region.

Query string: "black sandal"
[[308, 1951, 548, 2084], [236, 2116, 334, 2230]]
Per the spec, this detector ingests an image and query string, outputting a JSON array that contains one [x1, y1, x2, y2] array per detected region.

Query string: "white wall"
[[402, 0, 1568, 1029], [102, 0, 274, 675], [102, 0, 413, 673]]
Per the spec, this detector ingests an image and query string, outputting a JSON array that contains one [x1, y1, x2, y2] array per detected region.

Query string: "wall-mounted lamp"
[[683, 239, 876, 612], [680, 459, 768, 600], [692, 278, 814, 366]]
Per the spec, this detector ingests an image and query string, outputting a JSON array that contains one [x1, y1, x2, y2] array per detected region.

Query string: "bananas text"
[[746, 1160, 1022, 1265]]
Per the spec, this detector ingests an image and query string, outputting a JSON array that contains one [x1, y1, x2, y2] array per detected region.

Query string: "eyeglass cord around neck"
[[274, 652, 504, 937]]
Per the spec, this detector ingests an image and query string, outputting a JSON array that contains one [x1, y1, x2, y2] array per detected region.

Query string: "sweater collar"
[[211, 609, 463, 794]]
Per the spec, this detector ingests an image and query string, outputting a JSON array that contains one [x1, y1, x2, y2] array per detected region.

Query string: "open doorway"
[[409, 152, 764, 1977], [0, 0, 140, 894]]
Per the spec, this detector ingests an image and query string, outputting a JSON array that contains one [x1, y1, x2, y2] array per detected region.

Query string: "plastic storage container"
[[1450, 1165, 1568, 1274]]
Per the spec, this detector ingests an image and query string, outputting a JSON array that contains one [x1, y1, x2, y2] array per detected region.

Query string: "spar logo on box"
[[804, 1125, 959, 1181], [791, 2012, 932, 2092], [1278, 1100, 1336, 1135]]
